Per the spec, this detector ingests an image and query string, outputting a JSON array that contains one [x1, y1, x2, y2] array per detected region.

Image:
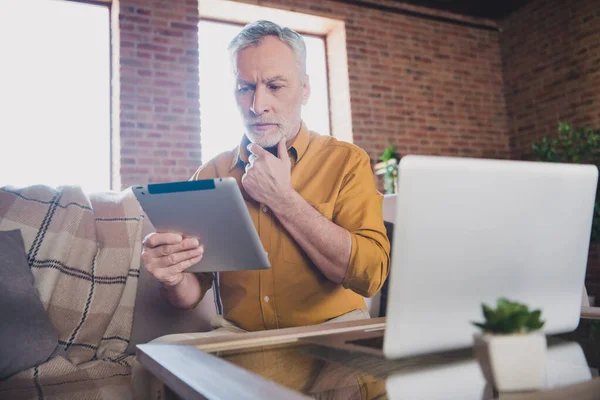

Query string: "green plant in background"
[[472, 298, 545, 334], [532, 122, 600, 241], [378, 144, 401, 194]]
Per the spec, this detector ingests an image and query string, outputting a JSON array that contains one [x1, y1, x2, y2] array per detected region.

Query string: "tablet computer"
[[132, 178, 270, 273]]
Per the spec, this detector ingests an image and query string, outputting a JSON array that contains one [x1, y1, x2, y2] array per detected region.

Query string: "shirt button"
[[264, 296, 270, 303], [262, 206, 268, 213]]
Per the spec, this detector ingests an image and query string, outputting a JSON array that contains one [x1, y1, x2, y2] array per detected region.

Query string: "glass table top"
[[208, 319, 600, 400]]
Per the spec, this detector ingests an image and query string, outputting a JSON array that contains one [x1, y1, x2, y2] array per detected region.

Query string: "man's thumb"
[[278, 136, 289, 162]]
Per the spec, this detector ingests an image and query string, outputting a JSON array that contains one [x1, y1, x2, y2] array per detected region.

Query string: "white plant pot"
[[473, 332, 547, 392]]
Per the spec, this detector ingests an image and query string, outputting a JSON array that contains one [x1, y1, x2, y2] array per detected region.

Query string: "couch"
[[0, 185, 224, 399]]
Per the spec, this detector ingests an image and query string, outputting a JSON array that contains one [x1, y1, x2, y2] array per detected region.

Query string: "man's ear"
[[302, 74, 311, 105]]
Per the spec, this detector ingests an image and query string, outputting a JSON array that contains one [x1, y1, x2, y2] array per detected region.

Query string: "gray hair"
[[228, 20, 307, 76]]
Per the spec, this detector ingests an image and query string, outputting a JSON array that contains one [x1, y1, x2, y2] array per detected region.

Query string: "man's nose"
[[250, 86, 270, 116]]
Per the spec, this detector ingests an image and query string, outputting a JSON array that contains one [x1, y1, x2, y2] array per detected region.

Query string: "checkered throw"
[[0, 185, 145, 399]]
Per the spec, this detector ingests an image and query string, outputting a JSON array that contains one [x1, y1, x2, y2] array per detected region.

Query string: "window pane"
[[0, 0, 111, 193], [301, 35, 330, 138], [198, 20, 331, 163]]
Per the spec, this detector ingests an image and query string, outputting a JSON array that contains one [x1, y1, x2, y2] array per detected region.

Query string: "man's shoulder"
[[309, 131, 370, 161], [211, 148, 238, 165], [192, 148, 238, 179]]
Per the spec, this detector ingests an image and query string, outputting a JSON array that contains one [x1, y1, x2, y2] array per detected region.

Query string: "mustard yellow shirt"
[[191, 124, 390, 331]]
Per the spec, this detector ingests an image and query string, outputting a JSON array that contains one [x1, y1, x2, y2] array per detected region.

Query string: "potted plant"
[[532, 122, 600, 242], [472, 298, 546, 392], [375, 144, 401, 194]]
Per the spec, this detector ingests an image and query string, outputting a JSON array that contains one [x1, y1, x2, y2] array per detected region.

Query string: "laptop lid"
[[383, 155, 598, 359]]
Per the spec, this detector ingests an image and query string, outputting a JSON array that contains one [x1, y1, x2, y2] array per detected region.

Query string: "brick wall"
[[118, 0, 202, 188], [501, 0, 600, 160], [325, 0, 511, 162], [116, 0, 510, 188], [501, 0, 600, 301]]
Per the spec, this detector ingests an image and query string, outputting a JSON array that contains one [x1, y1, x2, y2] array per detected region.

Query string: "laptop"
[[303, 155, 598, 359]]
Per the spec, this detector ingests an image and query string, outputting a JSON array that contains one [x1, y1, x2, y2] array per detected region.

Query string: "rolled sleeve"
[[336, 150, 391, 298]]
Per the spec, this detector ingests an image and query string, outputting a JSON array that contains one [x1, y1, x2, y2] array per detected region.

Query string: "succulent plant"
[[472, 298, 545, 334]]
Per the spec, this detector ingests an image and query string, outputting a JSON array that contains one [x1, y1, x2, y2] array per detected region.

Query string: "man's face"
[[234, 35, 310, 148]]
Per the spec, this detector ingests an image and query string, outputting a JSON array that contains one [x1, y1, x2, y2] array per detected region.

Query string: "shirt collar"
[[228, 122, 311, 171]]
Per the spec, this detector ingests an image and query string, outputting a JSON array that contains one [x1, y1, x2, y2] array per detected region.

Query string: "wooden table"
[[137, 315, 600, 400]]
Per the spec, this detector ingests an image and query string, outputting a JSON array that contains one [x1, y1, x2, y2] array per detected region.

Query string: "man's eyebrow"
[[264, 75, 288, 83], [237, 76, 288, 85]]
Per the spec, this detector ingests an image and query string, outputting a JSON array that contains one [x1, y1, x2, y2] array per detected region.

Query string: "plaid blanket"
[[0, 185, 144, 399]]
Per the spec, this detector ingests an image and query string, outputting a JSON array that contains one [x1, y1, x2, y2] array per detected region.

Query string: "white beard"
[[245, 118, 296, 148]]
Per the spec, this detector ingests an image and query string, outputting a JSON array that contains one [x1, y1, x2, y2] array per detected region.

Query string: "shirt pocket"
[[283, 202, 335, 264]]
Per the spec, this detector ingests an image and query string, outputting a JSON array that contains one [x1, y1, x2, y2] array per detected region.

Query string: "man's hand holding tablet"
[[141, 232, 205, 309]]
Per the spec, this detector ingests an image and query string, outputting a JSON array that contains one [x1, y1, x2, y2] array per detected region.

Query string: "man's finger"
[[248, 153, 258, 166], [156, 254, 204, 286], [247, 143, 269, 158], [143, 232, 183, 248], [277, 136, 290, 163], [146, 238, 200, 261], [245, 158, 254, 173], [163, 246, 204, 269]]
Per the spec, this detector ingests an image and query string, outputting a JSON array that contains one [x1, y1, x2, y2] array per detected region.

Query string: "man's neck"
[[284, 122, 302, 148]]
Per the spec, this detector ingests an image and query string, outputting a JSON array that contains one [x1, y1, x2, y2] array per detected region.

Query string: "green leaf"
[[472, 322, 487, 330], [482, 304, 494, 320], [379, 144, 401, 162], [562, 122, 573, 133], [525, 310, 545, 331], [473, 298, 545, 334]]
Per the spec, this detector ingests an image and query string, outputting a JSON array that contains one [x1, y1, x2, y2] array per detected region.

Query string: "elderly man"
[[141, 20, 390, 333]]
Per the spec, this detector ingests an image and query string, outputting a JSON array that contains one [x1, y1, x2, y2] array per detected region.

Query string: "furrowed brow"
[[264, 75, 288, 83]]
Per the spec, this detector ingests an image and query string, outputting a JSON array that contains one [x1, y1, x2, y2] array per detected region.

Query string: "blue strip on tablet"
[[148, 180, 216, 194]]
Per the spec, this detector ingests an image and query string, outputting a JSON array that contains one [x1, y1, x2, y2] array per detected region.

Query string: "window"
[[0, 0, 111, 193], [198, 20, 331, 162]]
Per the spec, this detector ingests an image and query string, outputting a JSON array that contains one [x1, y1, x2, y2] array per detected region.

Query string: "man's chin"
[[246, 131, 281, 148]]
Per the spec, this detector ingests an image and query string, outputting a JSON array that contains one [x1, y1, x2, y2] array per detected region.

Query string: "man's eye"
[[268, 85, 281, 91], [237, 87, 252, 93]]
